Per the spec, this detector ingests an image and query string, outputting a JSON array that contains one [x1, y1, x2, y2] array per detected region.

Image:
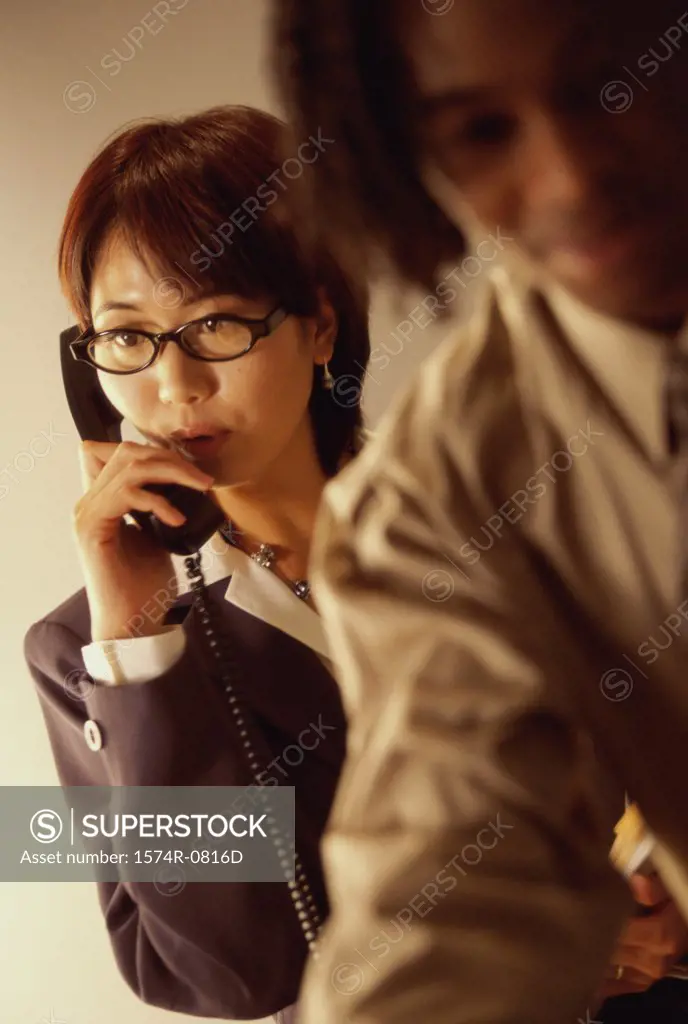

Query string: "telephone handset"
[[60, 325, 225, 555]]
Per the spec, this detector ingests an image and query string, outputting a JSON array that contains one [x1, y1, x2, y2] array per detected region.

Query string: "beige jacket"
[[300, 264, 688, 1023]]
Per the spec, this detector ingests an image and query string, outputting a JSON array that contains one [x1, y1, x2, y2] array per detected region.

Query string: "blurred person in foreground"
[[269, 1, 688, 1021]]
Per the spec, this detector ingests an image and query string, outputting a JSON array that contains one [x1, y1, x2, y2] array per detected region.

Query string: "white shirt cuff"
[[81, 626, 187, 686]]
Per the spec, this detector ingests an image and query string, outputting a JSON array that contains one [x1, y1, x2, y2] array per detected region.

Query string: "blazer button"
[[84, 720, 103, 751]]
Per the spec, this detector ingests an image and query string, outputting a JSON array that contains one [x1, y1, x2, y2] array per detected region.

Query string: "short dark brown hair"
[[58, 104, 370, 475], [271, 1, 465, 295]]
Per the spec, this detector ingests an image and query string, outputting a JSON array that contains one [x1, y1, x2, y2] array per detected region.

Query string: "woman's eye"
[[112, 332, 142, 347]]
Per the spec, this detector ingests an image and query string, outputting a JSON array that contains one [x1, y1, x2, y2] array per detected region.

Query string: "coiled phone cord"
[[183, 551, 323, 956]]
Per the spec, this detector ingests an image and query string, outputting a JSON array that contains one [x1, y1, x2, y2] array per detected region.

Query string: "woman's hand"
[[595, 873, 688, 1004], [74, 440, 214, 642]]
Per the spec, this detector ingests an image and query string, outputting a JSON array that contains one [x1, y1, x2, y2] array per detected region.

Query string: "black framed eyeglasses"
[[70, 306, 289, 375]]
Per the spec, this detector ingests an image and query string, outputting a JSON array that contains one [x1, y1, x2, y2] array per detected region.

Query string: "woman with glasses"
[[24, 104, 369, 1023]]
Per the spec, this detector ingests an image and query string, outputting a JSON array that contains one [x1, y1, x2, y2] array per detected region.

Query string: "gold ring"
[[615, 965, 624, 981]]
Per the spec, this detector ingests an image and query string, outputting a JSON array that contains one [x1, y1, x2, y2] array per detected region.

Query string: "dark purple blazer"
[[24, 574, 347, 1020]]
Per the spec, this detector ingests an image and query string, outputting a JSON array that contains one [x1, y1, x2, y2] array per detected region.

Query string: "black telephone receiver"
[[60, 325, 225, 556]]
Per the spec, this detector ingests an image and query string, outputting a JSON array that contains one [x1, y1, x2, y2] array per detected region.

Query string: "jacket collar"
[[173, 532, 331, 661]]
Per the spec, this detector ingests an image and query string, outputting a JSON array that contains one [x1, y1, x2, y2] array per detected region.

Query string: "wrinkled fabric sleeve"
[[299, 340, 631, 1024]]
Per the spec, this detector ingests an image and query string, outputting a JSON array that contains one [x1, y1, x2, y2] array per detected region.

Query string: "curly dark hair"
[[59, 104, 370, 477], [270, 0, 465, 295]]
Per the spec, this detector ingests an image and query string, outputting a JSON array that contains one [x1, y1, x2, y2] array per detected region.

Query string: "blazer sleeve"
[[296, 345, 633, 1024], [24, 612, 308, 1021]]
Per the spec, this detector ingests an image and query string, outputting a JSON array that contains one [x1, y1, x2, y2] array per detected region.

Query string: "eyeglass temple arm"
[[265, 307, 288, 334]]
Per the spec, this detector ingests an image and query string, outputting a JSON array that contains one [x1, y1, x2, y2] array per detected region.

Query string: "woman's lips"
[[175, 431, 230, 460]]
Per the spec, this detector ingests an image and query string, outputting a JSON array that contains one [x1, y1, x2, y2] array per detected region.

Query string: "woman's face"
[[89, 233, 335, 487]]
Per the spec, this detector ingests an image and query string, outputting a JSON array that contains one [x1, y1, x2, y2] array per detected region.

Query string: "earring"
[[321, 361, 335, 390]]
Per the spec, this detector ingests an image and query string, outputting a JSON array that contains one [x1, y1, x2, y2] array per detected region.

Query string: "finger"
[[599, 966, 657, 1000], [123, 459, 216, 493], [85, 439, 214, 476], [84, 463, 214, 536], [79, 440, 119, 491], [125, 487, 188, 527], [87, 441, 214, 497], [88, 484, 188, 532], [124, 442, 214, 485], [613, 940, 674, 981], [631, 873, 669, 907], [622, 901, 686, 956]]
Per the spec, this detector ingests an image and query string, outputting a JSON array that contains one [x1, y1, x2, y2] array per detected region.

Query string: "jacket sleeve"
[[297, 356, 633, 1024], [24, 611, 306, 1021]]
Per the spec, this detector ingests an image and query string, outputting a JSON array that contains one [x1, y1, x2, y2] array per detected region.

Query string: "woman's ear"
[[311, 288, 338, 366]]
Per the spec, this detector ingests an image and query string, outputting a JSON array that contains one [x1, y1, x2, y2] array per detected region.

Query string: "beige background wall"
[[1, 1, 461, 1021]]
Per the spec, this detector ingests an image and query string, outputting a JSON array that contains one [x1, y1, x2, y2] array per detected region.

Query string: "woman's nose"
[[154, 341, 215, 406]]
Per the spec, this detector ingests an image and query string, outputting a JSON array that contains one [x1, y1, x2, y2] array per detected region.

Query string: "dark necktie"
[[665, 350, 688, 456]]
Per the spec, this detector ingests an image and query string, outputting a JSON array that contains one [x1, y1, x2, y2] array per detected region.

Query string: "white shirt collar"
[[544, 280, 672, 459], [172, 533, 331, 660], [490, 261, 688, 461]]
